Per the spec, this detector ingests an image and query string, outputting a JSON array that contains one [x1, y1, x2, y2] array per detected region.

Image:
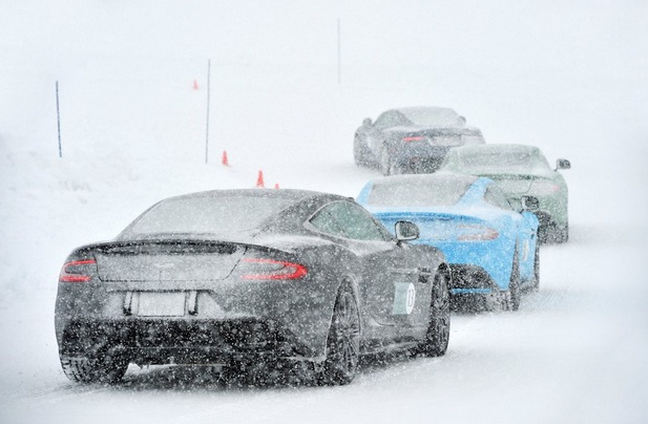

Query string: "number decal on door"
[[392, 282, 416, 315]]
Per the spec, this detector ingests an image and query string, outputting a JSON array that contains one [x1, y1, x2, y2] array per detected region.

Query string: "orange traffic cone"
[[193, 80, 199, 90], [274, 183, 280, 189], [221, 150, 229, 166], [256, 170, 265, 188]]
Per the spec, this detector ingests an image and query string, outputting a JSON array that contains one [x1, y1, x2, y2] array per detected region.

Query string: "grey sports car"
[[55, 189, 450, 386], [439, 144, 571, 243], [353, 106, 485, 175]]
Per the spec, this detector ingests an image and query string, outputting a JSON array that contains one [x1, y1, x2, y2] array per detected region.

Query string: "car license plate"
[[137, 292, 186, 317]]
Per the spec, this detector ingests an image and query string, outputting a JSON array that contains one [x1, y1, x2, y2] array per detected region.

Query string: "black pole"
[[56, 81, 62, 158], [337, 19, 341, 85], [205, 59, 211, 164]]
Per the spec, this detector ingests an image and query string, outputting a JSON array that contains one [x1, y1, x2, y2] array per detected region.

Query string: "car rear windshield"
[[400, 108, 462, 127], [456, 150, 551, 173], [127, 196, 293, 235], [367, 178, 471, 207]]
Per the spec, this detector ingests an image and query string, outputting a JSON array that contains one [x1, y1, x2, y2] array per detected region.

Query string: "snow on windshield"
[[400, 107, 464, 127], [452, 149, 552, 174], [127, 196, 292, 236], [367, 177, 472, 207]]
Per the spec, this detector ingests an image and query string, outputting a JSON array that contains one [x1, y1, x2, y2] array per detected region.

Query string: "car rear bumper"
[[59, 317, 317, 366], [55, 277, 336, 363], [415, 239, 514, 291]]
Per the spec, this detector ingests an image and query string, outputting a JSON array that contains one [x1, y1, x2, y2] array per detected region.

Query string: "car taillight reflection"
[[531, 180, 560, 195], [402, 136, 426, 142], [59, 259, 97, 282], [457, 224, 499, 241], [239, 258, 307, 280]]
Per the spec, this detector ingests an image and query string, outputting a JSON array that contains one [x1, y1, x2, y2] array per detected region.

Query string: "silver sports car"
[[354, 106, 485, 175], [55, 189, 450, 386], [439, 144, 571, 243]]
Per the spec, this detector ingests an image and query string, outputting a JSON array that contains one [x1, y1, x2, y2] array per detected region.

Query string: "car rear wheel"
[[418, 268, 451, 357], [531, 246, 540, 292], [506, 251, 521, 311], [318, 282, 360, 386], [60, 352, 128, 384], [539, 222, 569, 244], [557, 224, 569, 243]]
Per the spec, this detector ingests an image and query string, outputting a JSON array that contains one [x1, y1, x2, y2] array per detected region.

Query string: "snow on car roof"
[[393, 107, 464, 127]]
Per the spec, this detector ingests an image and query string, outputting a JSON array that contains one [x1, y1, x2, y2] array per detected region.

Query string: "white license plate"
[[137, 292, 186, 317]]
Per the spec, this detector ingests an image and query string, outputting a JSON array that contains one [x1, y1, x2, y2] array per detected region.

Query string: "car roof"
[[165, 188, 346, 203], [388, 106, 458, 115]]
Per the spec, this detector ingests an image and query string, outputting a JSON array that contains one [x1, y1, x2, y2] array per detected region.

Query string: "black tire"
[[60, 353, 128, 384], [531, 245, 540, 292], [419, 268, 451, 357], [318, 282, 360, 386], [539, 222, 569, 244], [557, 224, 569, 243], [506, 251, 521, 311]]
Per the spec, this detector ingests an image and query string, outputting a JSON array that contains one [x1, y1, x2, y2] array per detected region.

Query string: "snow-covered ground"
[[1, 1, 647, 423]]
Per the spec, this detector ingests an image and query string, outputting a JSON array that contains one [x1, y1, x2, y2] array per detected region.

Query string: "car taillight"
[[59, 259, 97, 283], [402, 136, 426, 142], [238, 258, 307, 280], [457, 224, 499, 241]]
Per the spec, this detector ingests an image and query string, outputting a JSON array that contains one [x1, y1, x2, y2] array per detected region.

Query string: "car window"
[[373, 111, 409, 130], [367, 177, 471, 207], [454, 148, 552, 174], [127, 195, 292, 236], [310, 201, 392, 241], [309, 206, 347, 238], [399, 108, 462, 126]]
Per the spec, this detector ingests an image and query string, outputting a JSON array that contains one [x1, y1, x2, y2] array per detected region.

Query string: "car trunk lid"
[[481, 174, 534, 194], [93, 240, 245, 287]]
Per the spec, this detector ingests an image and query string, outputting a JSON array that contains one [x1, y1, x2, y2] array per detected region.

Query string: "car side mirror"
[[556, 158, 571, 170], [362, 117, 372, 127], [521, 195, 540, 212], [395, 221, 419, 242]]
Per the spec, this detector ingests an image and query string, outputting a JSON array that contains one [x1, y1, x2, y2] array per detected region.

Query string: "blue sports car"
[[357, 173, 540, 311]]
